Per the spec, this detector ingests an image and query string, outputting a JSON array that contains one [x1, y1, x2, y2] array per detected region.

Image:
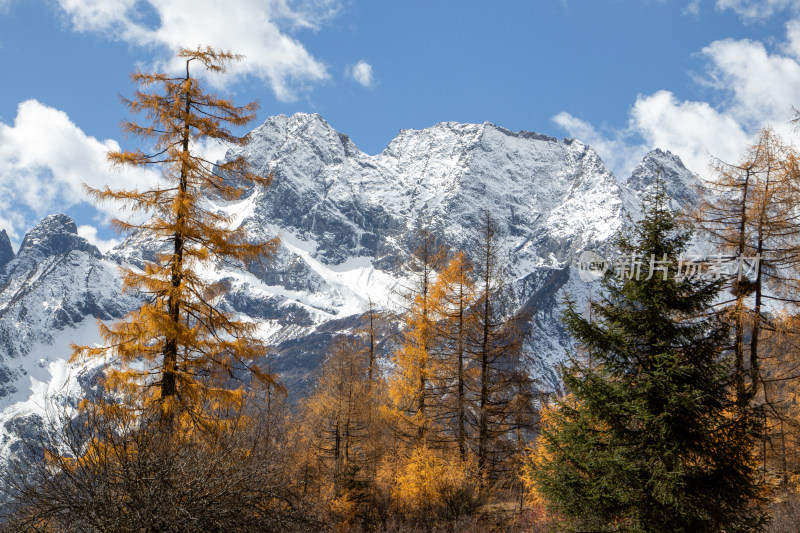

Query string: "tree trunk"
[[161, 69, 192, 403]]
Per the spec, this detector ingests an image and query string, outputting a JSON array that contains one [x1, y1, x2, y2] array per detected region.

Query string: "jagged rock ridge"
[[0, 114, 703, 470]]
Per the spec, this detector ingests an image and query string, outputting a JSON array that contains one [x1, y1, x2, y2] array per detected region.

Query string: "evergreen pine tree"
[[532, 182, 766, 532]]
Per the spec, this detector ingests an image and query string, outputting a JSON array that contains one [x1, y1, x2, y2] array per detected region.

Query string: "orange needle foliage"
[[386, 235, 446, 445], [71, 46, 279, 428]]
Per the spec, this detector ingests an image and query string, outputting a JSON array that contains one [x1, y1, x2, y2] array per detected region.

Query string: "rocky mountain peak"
[[627, 148, 702, 208], [10, 215, 100, 275], [238, 113, 358, 175], [0, 115, 709, 476]]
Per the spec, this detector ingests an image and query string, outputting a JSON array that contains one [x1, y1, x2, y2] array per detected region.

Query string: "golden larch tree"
[[298, 335, 386, 498], [697, 128, 800, 408], [429, 250, 476, 461], [72, 46, 279, 428], [386, 231, 446, 446]]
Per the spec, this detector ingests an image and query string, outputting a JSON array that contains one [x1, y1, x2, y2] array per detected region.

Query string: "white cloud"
[[0, 99, 160, 239], [348, 60, 373, 87], [715, 0, 800, 21], [57, 0, 141, 34], [552, 112, 648, 180], [55, 0, 339, 101], [786, 19, 800, 58], [555, 91, 751, 178], [699, 38, 800, 126], [77, 225, 121, 253], [685, 0, 701, 15], [191, 137, 229, 168], [630, 90, 751, 173], [554, 22, 800, 178]]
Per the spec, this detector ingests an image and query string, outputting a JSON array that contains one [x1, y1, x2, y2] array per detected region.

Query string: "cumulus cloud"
[[630, 90, 751, 172], [348, 60, 373, 87], [786, 19, 800, 58], [715, 0, 800, 21], [554, 22, 800, 178], [552, 112, 648, 179], [699, 38, 800, 126], [55, 0, 339, 101], [77, 224, 121, 253], [191, 137, 230, 168], [0, 99, 160, 239]]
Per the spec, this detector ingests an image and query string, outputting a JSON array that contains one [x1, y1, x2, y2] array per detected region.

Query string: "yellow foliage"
[[521, 401, 559, 508], [377, 444, 473, 518], [521, 443, 550, 509], [71, 46, 279, 428], [328, 493, 358, 530], [385, 235, 446, 445], [295, 335, 387, 504]]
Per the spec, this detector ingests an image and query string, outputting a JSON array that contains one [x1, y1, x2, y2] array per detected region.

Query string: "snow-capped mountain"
[[0, 113, 702, 469]]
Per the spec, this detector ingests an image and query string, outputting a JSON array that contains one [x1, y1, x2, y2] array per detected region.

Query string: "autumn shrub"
[[376, 445, 482, 525]]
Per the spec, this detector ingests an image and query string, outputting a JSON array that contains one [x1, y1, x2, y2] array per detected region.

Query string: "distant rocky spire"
[[0, 229, 13, 275], [5, 214, 101, 279]]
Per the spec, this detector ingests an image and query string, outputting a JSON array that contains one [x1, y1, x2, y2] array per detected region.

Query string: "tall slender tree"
[[299, 335, 384, 498], [692, 128, 800, 504], [533, 183, 765, 532], [386, 231, 447, 445], [468, 213, 528, 481], [697, 129, 800, 408], [430, 250, 476, 461], [72, 47, 279, 428]]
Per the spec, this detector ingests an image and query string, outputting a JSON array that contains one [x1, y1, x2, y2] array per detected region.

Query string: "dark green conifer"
[[533, 181, 766, 532]]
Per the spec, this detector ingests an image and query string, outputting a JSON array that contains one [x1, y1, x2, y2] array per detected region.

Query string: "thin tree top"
[[117, 46, 260, 157], [93, 46, 272, 244]]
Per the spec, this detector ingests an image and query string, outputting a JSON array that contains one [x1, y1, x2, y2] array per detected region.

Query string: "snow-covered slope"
[[0, 215, 139, 466], [215, 114, 659, 384], [0, 114, 701, 473], [0, 215, 137, 399], [235, 115, 634, 270]]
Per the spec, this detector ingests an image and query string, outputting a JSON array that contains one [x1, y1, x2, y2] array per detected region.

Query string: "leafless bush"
[[767, 491, 800, 533], [1, 392, 320, 533]]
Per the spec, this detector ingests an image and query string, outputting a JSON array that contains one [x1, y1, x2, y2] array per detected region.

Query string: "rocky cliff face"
[[0, 230, 13, 276], [0, 113, 702, 467], [233, 115, 635, 270], [0, 214, 135, 400]]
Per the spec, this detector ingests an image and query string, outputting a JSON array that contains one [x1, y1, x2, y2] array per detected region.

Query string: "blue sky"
[[0, 0, 797, 250]]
